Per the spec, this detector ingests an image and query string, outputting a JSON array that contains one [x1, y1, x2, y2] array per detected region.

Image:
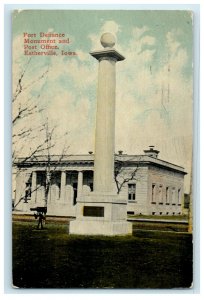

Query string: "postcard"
[[12, 10, 193, 289]]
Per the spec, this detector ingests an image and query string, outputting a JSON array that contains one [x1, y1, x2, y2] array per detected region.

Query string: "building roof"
[[14, 153, 187, 175]]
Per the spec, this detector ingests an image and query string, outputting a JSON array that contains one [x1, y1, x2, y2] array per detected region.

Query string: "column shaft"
[[77, 171, 83, 199], [94, 58, 116, 193], [31, 171, 37, 204], [15, 171, 25, 207], [60, 171, 66, 202]]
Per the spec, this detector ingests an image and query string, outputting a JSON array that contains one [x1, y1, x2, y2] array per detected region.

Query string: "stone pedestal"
[[69, 193, 132, 235], [69, 220, 132, 236], [69, 33, 132, 236]]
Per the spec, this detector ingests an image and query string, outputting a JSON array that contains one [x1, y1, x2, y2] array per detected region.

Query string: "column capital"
[[90, 49, 125, 62]]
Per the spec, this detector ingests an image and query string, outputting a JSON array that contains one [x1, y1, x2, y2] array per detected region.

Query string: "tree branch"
[[114, 156, 142, 194]]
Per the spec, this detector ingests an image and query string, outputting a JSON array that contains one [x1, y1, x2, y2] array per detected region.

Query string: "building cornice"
[[13, 154, 187, 175]]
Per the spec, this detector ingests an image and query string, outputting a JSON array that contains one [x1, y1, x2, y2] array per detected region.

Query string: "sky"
[[12, 10, 193, 192]]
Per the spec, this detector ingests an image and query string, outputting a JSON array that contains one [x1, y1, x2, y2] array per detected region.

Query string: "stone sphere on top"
[[100, 33, 116, 48]]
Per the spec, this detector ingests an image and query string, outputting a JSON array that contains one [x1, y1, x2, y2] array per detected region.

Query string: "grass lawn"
[[128, 214, 188, 221], [12, 221, 193, 289]]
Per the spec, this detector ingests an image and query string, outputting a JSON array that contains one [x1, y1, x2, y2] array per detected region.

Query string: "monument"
[[69, 33, 132, 235]]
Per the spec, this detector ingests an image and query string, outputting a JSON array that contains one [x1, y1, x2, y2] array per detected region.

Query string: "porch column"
[[60, 171, 66, 202], [77, 171, 83, 199], [31, 171, 37, 204], [14, 171, 26, 208]]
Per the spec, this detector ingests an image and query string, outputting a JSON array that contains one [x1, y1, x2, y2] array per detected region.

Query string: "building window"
[[158, 185, 163, 204], [128, 184, 136, 202], [178, 188, 181, 205], [165, 187, 170, 205], [151, 184, 156, 204], [184, 194, 190, 209]]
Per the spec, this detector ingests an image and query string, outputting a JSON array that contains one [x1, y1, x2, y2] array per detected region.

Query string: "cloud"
[[75, 49, 90, 62], [166, 29, 183, 56], [89, 20, 121, 50], [132, 26, 149, 39], [12, 23, 192, 192], [45, 90, 94, 154], [114, 26, 192, 192], [101, 20, 121, 35]]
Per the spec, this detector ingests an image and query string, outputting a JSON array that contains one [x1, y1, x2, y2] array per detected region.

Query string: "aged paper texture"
[[12, 10, 193, 289]]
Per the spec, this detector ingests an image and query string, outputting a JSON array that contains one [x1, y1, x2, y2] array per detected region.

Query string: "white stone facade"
[[13, 151, 186, 217]]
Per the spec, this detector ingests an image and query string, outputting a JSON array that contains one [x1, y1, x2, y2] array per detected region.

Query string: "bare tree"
[[43, 121, 69, 208], [114, 154, 143, 194], [12, 59, 70, 210], [13, 120, 69, 210], [12, 58, 49, 163]]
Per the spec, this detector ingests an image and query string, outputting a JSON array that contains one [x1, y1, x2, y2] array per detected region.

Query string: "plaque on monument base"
[[69, 193, 132, 236]]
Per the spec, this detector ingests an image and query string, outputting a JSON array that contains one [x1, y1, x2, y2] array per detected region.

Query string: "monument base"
[[69, 192, 132, 236], [69, 220, 132, 236]]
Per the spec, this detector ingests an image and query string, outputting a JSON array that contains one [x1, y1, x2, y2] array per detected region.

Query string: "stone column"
[[31, 171, 37, 204], [60, 171, 66, 202], [90, 33, 125, 193], [69, 33, 132, 236], [14, 170, 25, 209], [77, 171, 83, 199]]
